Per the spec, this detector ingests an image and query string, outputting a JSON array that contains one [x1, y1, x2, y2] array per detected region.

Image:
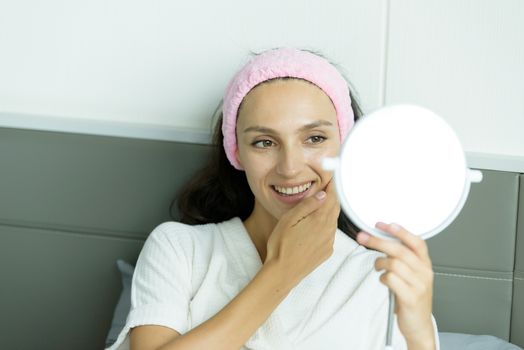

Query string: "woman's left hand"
[[357, 222, 436, 349]]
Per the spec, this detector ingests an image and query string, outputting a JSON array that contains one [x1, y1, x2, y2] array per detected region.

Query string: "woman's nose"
[[275, 146, 305, 177]]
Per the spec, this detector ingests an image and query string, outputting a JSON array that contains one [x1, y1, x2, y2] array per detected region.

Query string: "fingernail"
[[390, 223, 401, 232], [357, 232, 370, 244], [315, 191, 326, 200], [375, 221, 387, 228]]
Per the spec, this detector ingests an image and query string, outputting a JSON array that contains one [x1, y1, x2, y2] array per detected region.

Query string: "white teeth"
[[274, 182, 312, 195]]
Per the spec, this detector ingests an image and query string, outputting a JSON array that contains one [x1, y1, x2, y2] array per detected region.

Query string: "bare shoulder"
[[129, 325, 181, 350]]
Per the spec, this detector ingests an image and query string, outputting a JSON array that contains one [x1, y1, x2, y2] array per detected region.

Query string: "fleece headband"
[[222, 47, 354, 170]]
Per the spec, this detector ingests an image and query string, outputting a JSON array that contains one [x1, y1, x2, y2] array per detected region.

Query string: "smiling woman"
[[105, 48, 439, 350]]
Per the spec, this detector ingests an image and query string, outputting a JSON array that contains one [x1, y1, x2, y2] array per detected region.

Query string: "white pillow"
[[105, 260, 134, 348], [439, 332, 523, 350]]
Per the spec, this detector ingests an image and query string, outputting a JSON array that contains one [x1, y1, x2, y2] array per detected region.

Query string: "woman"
[[107, 47, 439, 350]]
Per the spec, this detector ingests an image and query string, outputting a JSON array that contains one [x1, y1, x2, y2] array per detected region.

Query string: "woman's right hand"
[[264, 180, 340, 286]]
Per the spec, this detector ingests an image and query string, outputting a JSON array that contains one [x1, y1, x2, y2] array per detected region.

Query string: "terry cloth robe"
[[107, 217, 440, 350]]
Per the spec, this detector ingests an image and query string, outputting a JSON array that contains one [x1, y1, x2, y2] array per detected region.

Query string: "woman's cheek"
[[304, 146, 338, 168], [244, 152, 277, 180], [240, 147, 274, 169]]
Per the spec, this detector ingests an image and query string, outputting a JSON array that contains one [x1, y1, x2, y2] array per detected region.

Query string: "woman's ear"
[[235, 148, 243, 168]]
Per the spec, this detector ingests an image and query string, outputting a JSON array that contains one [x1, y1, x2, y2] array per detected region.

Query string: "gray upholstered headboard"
[[0, 127, 522, 349]]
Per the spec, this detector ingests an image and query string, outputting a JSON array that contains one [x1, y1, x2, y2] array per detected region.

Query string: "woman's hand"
[[265, 180, 340, 287], [357, 223, 436, 349]]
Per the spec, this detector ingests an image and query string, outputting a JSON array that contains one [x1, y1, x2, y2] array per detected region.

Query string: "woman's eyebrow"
[[243, 120, 334, 134], [298, 120, 334, 132], [243, 126, 277, 134]]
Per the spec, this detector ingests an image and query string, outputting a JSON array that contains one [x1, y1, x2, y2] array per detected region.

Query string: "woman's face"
[[236, 78, 341, 221]]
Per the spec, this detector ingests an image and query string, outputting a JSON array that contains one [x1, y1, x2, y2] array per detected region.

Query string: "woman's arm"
[[131, 183, 340, 350]]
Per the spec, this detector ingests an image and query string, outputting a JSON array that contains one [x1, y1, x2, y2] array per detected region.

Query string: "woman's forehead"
[[237, 79, 338, 129]]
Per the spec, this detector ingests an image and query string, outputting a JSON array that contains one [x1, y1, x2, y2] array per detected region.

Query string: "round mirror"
[[323, 104, 483, 240]]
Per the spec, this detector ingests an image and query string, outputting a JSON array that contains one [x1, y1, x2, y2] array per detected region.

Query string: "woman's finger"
[[357, 232, 422, 270], [379, 271, 415, 308], [375, 257, 428, 290], [375, 222, 431, 264], [283, 188, 327, 227], [315, 180, 340, 221]]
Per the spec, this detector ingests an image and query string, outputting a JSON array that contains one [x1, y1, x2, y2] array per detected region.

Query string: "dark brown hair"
[[171, 52, 363, 240]]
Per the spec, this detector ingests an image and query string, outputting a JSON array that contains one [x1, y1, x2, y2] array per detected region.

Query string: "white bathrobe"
[[107, 217, 439, 350]]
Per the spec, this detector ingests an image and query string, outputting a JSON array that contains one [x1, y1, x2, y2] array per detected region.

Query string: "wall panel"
[[386, 0, 524, 157]]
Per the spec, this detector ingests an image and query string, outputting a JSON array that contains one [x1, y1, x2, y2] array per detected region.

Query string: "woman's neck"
[[243, 202, 278, 262]]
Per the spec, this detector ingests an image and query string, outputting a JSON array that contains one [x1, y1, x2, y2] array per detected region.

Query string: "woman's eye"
[[307, 135, 327, 144], [252, 140, 275, 148]]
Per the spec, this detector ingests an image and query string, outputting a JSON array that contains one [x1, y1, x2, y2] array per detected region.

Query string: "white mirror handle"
[[468, 169, 483, 183], [321, 157, 339, 172]]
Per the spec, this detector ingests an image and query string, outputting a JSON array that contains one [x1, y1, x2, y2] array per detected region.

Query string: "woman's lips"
[[270, 182, 314, 204]]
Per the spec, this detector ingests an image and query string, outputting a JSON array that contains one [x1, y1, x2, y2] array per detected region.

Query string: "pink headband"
[[222, 47, 354, 170]]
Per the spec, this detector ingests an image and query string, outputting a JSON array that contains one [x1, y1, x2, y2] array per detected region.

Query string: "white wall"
[[385, 0, 524, 159], [0, 0, 384, 129], [0, 0, 523, 162]]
